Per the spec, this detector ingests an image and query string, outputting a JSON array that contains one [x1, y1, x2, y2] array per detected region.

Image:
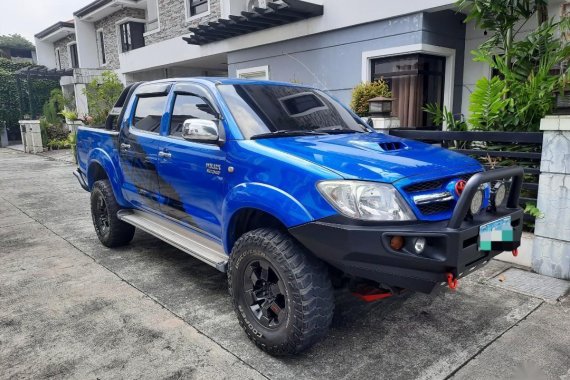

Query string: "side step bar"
[[117, 209, 228, 272]]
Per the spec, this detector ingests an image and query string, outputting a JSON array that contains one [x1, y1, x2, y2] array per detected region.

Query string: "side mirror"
[[182, 119, 220, 143]]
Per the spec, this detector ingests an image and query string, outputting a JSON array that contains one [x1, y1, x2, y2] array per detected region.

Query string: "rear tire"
[[228, 228, 334, 356], [91, 180, 135, 247]]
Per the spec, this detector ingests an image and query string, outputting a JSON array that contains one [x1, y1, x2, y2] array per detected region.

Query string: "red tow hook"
[[512, 248, 519, 257], [446, 273, 458, 290]]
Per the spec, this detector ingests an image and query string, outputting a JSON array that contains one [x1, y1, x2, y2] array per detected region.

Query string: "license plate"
[[479, 216, 513, 251]]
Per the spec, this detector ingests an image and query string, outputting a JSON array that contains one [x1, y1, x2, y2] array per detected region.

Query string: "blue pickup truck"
[[75, 78, 523, 355]]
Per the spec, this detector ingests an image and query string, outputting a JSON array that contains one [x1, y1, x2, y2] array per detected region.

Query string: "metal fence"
[[390, 130, 543, 217]]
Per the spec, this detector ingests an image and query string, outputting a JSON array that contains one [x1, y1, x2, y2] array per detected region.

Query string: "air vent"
[[378, 141, 405, 151]]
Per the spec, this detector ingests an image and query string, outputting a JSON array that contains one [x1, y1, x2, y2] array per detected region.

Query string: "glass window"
[[119, 22, 145, 52], [188, 0, 208, 17], [132, 95, 167, 133], [55, 48, 62, 70], [69, 43, 79, 69], [98, 31, 106, 65], [371, 53, 445, 128], [169, 94, 217, 137], [218, 84, 368, 139]]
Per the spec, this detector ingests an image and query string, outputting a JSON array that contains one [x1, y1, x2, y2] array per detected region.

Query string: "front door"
[[119, 92, 168, 211], [157, 84, 225, 238]]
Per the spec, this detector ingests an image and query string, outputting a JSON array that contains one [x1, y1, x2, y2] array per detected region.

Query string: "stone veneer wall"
[[532, 115, 570, 280], [144, 0, 222, 45], [94, 8, 147, 70], [53, 34, 76, 70]]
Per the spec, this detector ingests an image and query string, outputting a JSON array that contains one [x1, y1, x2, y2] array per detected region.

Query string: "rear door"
[[157, 83, 225, 238], [118, 84, 169, 211]]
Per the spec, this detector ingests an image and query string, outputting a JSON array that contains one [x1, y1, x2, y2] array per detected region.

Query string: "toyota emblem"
[[455, 180, 467, 196]]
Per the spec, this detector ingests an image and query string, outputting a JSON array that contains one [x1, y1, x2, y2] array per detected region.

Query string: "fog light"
[[470, 190, 484, 214], [413, 237, 426, 254], [390, 236, 405, 250], [493, 182, 506, 207]]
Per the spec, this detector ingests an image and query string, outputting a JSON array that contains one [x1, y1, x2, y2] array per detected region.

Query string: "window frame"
[[185, 0, 210, 22], [236, 65, 269, 80], [144, 0, 161, 36], [117, 19, 146, 53], [130, 94, 169, 135], [67, 42, 79, 69], [361, 44, 455, 130], [97, 28, 106, 66], [55, 48, 62, 70]]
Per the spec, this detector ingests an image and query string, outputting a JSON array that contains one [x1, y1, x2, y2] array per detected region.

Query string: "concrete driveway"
[[1, 148, 569, 380]]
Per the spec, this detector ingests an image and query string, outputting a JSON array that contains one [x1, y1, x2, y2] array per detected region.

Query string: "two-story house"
[[35, 0, 567, 127]]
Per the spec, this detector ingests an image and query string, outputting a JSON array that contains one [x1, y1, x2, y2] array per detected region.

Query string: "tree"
[[0, 34, 34, 50], [457, 0, 570, 131]]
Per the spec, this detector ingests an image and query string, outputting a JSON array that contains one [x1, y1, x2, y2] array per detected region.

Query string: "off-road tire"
[[228, 228, 334, 356], [91, 180, 135, 247]]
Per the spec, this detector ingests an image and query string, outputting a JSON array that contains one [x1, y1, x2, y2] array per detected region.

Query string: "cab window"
[[169, 94, 217, 137], [132, 95, 167, 133]]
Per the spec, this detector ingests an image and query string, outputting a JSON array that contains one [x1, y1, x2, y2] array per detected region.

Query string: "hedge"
[[0, 58, 60, 140]]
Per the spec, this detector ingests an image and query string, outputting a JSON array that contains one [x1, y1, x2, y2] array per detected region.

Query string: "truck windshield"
[[218, 84, 369, 139]]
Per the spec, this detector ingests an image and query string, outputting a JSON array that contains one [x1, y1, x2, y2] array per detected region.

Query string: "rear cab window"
[[132, 95, 168, 133]]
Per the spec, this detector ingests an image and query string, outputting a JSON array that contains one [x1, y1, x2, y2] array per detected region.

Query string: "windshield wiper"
[[250, 130, 327, 139]]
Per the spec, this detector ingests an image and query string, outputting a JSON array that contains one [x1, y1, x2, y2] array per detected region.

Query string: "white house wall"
[[119, 0, 458, 75], [227, 10, 466, 110]]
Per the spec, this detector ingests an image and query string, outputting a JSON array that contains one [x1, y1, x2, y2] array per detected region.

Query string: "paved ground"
[[0, 147, 569, 380]]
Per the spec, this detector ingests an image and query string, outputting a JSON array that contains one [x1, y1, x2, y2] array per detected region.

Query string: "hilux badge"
[[206, 163, 221, 175]]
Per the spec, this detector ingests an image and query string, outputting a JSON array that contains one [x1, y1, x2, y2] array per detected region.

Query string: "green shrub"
[[42, 89, 65, 126], [84, 71, 123, 125], [350, 80, 392, 117]]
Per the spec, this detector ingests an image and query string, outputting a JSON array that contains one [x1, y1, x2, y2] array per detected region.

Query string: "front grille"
[[405, 179, 443, 193], [406, 172, 478, 216], [418, 200, 453, 215]]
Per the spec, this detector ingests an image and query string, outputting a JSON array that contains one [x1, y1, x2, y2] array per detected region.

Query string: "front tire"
[[228, 228, 334, 356], [91, 180, 135, 247]]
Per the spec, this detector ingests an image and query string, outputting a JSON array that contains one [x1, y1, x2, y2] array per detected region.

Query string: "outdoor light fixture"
[[470, 189, 484, 215], [368, 96, 394, 117], [492, 182, 507, 208]]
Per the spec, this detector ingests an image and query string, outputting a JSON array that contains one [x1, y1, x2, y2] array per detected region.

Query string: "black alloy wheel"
[[243, 258, 287, 328]]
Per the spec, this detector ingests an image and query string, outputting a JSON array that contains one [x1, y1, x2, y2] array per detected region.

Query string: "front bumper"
[[289, 167, 524, 294]]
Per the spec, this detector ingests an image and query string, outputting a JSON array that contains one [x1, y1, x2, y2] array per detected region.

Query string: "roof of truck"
[[143, 77, 311, 88]]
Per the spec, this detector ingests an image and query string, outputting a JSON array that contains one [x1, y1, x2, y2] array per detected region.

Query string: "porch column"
[[531, 115, 570, 280]]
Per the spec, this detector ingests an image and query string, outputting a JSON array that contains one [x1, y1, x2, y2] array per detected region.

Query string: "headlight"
[[317, 181, 416, 221]]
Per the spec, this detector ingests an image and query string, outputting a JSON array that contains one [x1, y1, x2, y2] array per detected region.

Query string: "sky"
[[0, 0, 93, 44]]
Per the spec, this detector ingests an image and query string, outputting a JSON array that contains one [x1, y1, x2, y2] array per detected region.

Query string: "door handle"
[[120, 143, 131, 150], [158, 151, 172, 159]]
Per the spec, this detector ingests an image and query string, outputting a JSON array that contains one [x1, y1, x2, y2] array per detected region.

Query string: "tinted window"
[[132, 95, 167, 133], [169, 94, 217, 137], [218, 84, 367, 139]]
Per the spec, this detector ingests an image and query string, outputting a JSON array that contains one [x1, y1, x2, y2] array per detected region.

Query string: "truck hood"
[[253, 132, 482, 183]]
